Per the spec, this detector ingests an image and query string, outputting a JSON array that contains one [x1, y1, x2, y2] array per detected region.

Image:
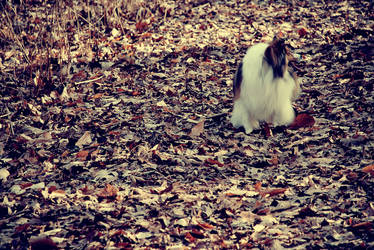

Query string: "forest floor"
[[0, 0, 373, 249]]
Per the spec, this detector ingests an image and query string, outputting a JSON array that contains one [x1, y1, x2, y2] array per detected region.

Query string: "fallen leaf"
[[198, 222, 215, 230], [263, 188, 287, 197], [76, 150, 89, 160], [15, 224, 31, 233], [156, 100, 167, 107], [76, 131, 92, 148], [136, 21, 148, 32], [190, 229, 205, 239], [158, 183, 173, 194], [205, 158, 224, 167], [20, 183, 33, 189], [254, 182, 262, 191], [185, 232, 196, 243], [0, 168, 10, 182], [189, 120, 205, 137], [263, 123, 272, 137], [362, 164, 374, 175], [351, 221, 372, 229], [268, 155, 278, 165], [289, 113, 315, 130], [97, 184, 118, 198], [30, 237, 58, 250], [298, 206, 318, 218], [48, 186, 57, 193], [298, 27, 308, 37], [91, 93, 103, 99]]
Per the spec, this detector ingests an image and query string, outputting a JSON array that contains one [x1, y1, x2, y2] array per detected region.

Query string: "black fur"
[[264, 38, 287, 78], [233, 61, 243, 97]]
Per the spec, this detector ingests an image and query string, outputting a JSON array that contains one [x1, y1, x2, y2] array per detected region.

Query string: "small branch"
[[75, 75, 104, 85]]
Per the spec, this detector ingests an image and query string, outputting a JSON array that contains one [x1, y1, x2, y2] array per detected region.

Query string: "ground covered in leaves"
[[0, 0, 373, 249]]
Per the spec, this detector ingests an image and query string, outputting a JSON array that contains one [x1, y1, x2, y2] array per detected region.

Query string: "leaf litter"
[[0, 0, 373, 249]]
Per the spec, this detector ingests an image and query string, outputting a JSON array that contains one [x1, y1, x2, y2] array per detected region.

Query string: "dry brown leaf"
[[263, 188, 288, 197], [254, 182, 262, 191], [61, 150, 69, 158], [76, 131, 92, 148], [198, 222, 215, 230], [189, 120, 205, 137], [91, 93, 103, 100], [268, 155, 278, 165], [97, 184, 118, 198]]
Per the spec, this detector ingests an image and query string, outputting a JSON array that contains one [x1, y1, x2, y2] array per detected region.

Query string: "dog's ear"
[[264, 37, 287, 78]]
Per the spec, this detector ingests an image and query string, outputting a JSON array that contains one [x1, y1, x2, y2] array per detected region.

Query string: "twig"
[[206, 112, 227, 120], [75, 75, 104, 85]]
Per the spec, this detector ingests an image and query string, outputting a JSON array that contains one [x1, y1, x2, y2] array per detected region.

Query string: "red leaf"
[[108, 131, 121, 136], [20, 183, 33, 189], [255, 208, 270, 215], [15, 224, 30, 233], [135, 21, 148, 32], [199, 24, 207, 30], [205, 158, 224, 167], [185, 232, 196, 243], [48, 186, 57, 193], [130, 115, 143, 121], [190, 229, 205, 239], [351, 221, 372, 229], [298, 27, 308, 37], [111, 229, 126, 237], [30, 237, 58, 250], [159, 184, 173, 195], [264, 188, 287, 197], [289, 113, 315, 130], [263, 123, 272, 137], [362, 164, 374, 176], [268, 155, 278, 165], [76, 150, 89, 160], [132, 91, 141, 96], [115, 242, 132, 248], [198, 222, 215, 230], [254, 182, 262, 191]]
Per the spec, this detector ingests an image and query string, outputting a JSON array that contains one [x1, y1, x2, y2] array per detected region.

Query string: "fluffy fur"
[[231, 38, 300, 134]]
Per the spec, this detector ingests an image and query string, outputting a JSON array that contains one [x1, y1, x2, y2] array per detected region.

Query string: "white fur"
[[231, 43, 299, 134]]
